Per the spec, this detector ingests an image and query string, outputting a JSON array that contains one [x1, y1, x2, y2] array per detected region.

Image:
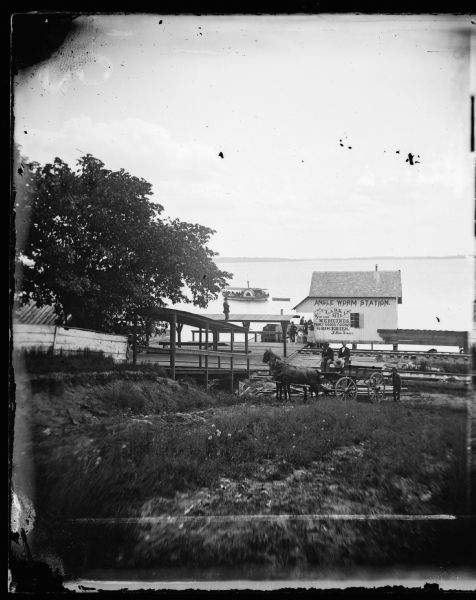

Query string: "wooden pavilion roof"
[[137, 307, 246, 333], [204, 314, 297, 323]]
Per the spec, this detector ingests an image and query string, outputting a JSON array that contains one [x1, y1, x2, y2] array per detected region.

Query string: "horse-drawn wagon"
[[318, 364, 387, 403], [263, 349, 388, 402]]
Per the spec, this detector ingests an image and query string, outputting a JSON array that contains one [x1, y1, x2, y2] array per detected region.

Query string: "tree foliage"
[[16, 154, 231, 332]]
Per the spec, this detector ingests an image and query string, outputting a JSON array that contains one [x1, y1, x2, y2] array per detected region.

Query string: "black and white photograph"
[[9, 11, 476, 593]]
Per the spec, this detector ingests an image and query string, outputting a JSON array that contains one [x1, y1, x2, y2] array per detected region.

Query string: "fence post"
[[52, 326, 58, 355]]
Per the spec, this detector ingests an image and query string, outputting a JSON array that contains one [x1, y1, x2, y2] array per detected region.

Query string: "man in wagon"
[[338, 342, 351, 371], [320, 342, 334, 371]]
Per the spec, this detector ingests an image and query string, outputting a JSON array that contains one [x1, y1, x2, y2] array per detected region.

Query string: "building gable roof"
[[308, 270, 402, 299], [13, 301, 64, 325]]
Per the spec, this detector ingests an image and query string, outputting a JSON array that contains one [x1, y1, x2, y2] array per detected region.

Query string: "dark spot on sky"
[[348, 146, 352, 150], [11, 13, 74, 73], [24, 130, 27, 134], [218, 152, 224, 159], [339, 139, 344, 147], [436, 316, 440, 322], [396, 150, 400, 154], [405, 153, 420, 165], [159, 19, 163, 24]]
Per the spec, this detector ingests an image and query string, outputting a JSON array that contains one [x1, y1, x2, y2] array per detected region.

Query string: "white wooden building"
[[293, 267, 402, 344]]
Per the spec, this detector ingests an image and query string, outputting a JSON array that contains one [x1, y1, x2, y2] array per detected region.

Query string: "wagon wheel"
[[367, 372, 386, 403], [335, 376, 357, 401]]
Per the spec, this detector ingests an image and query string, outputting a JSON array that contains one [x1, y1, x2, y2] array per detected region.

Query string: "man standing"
[[338, 342, 351, 370], [320, 342, 334, 371], [288, 322, 297, 343], [390, 367, 401, 402], [307, 321, 315, 347], [223, 298, 230, 321]]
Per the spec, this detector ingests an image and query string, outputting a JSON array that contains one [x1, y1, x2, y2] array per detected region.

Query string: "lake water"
[[170, 257, 474, 350]]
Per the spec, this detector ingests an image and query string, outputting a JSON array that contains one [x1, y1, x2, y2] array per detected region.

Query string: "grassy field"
[[13, 374, 470, 576]]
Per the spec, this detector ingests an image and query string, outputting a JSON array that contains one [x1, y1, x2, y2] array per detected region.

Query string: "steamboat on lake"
[[222, 281, 269, 302]]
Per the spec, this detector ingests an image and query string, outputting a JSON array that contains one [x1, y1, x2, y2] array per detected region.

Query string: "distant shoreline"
[[214, 255, 469, 263]]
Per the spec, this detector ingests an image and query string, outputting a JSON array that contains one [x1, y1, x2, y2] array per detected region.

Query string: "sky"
[[13, 14, 476, 259]]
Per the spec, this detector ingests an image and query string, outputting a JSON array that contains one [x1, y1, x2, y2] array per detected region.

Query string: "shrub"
[[110, 382, 146, 413]]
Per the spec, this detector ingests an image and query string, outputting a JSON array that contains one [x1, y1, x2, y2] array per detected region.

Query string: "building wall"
[[297, 297, 398, 343], [13, 323, 129, 362]]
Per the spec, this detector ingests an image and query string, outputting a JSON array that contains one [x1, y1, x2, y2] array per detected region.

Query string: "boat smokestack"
[[374, 263, 380, 283]]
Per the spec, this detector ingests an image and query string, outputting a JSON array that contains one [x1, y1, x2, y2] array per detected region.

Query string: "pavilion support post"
[[243, 321, 250, 379], [352, 343, 357, 350], [393, 344, 398, 352], [230, 330, 234, 393], [205, 326, 209, 391], [176, 323, 183, 348], [213, 330, 220, 368], [199, 328, 202, 368], [170, 313, 176, 380], [281, 322, 288, 357], [132, 312, 138, 367]]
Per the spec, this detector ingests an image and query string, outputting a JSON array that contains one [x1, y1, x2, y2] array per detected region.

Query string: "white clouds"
[[105, 29, 133, 38], [16, 116, 235, 234], [13, 14, 474, 258], [18, 116, 219, 182]]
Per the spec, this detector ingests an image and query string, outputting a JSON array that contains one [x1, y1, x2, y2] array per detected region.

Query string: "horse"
[[263, 350, 291, 400], [262, 348, 321, 402]]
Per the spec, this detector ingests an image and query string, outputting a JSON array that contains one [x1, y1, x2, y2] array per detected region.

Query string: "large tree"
[[16, 154, 231, 332]]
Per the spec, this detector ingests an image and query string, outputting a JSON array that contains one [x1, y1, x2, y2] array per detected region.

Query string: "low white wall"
[[12, 324, 55, 352], [12, 324, 128, 362]]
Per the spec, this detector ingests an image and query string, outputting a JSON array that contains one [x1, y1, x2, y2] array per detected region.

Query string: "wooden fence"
[[12, 323, 128, 362]]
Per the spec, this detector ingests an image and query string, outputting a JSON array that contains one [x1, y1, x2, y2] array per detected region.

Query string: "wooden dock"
[[137, 341, 303, 369]]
